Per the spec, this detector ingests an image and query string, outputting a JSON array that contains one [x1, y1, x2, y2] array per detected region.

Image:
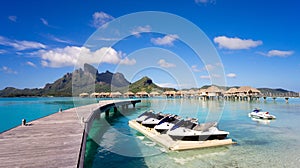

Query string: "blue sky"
[[0, 0, 299, 92]]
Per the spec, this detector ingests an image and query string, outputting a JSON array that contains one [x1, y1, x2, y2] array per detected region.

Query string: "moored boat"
[[248, 108, 276, 120], [154, 115, 181, 133], [167, 121, 229, 141]]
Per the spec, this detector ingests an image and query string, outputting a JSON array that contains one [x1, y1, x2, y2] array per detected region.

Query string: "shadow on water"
[[84, 107, 148, 168]]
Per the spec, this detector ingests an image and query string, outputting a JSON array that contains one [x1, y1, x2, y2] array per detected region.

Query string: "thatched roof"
[[110, 92, 122, 96], [225, 88, 238, 94], [90, 92, 100, 96], [123, 91, 134, 96], [163, 90, 176, 95], [79, 92, 89, 97], [149, 91, 160, 95], [136, 91, 149, 95], [205, 86, 222, 93], [237, 86, 261, 93], [99, 92, 110, 96], [197, 89, 206, 93]]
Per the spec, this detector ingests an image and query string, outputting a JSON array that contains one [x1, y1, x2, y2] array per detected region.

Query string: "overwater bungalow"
[[99, 92, 110, 98], [123, 91, 135, 98], [79, 92, 89, 98], [136, 91, 149, 98], [163, 90, 176, 98], [235, 86, 261, 100], [90, 92, 100, 98], [175, 90, 187, 98], [110, 92, 122, 98], [149, 91, 161, 97], [199, 86, 223, 100], [197, 89, 207, 97]]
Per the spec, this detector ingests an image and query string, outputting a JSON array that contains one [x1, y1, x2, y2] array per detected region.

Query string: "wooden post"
[[22, 119, 26, 126]]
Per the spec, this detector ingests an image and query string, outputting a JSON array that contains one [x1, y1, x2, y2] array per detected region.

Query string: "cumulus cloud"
[[1, 66, 17, 74], [214, 36, 262, 50], [38, 46, 135, 68], [92, 11, 114, 28], [258, 50, 294, 57], [26, 61, 37, 67], [151, 34, 179, 46], [8, 16, 17, 22], [157, 59, 176, 68], [226, 73, 236, 78], [0, 36, 46, 51], [131, 25, 151, 37]]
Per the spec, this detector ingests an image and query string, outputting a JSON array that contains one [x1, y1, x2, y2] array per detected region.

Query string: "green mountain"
[[0, 63, 130, 97], [129, 76, 175, 93]]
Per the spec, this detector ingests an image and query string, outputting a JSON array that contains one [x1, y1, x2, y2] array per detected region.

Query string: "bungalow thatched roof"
[[237, 86, 261, 93], [136, 91, 149, 95], [149, 91, 160, 95], [205, 86, 222, 93], [123, 91, 134, 96], [225, 88, 238, 94]]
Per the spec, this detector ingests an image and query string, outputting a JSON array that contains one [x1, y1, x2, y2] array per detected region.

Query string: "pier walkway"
[[0, 99, 140, 168]]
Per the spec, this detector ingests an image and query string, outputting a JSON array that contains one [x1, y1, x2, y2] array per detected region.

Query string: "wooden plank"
[[0, 99, 141, 168]]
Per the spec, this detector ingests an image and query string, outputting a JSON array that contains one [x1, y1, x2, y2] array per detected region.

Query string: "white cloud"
[[226, 73, 236, 78], [195, 0, 215, 4], [259, 50, 294, 57], [200, 75, 210, 79], [200, 74, 221, 79], [1, 66, 17, 74], [92, 11, 114, 28], [131, 25, 151, 37], [157, 59, 176, 68], [120, 57, 136, 65], [40, 18, 48, 26], [191, 65, 201, 72], [26, 61, 37, 68], [38, 46, 135, 68], [0, 49, 6, 54], [8, 16, 17, 22], [151, 34, 179, 46], [0, 36, 46, 51], [214, 36, 262, 50], [204, 64, 215, 71], [48, 35, 72, 44], [157, 83, 178, 88]]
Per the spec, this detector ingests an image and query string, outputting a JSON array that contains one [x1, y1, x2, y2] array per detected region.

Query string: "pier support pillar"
[[285, 97, 289, 103], [105, 109, 110, 117], [114, 106, 118, 113], [263, 97, 267, 102], [132, 103, 136, 108], [273, 97, 276, 102], [122, 105, 125, 110]]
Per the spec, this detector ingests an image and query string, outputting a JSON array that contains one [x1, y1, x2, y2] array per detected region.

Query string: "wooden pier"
[[0, 99, 141, 168]]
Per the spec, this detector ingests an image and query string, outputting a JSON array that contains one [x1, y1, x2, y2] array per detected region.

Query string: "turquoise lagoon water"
[[1, 97, 300, 167], [0, 97, 101, 133], [86, 98, 300, 168]]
